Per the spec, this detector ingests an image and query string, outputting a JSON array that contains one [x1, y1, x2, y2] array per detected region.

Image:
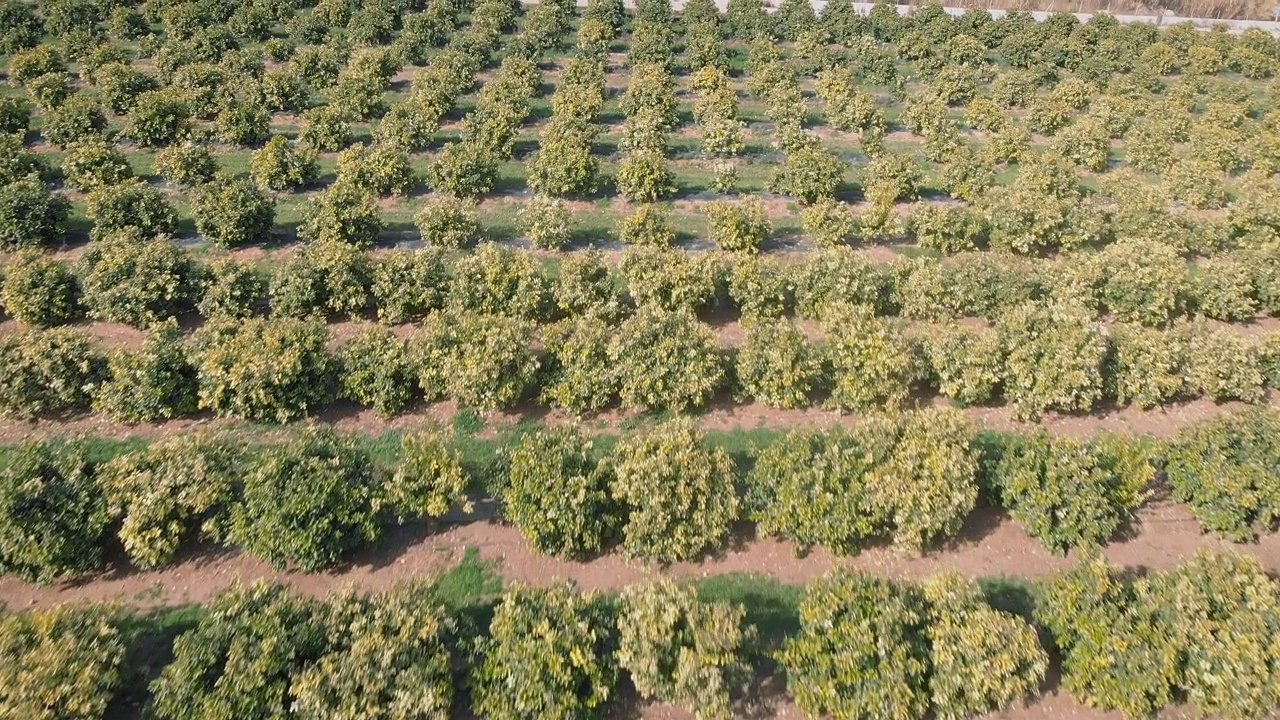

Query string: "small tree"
[[124, 89, 191, 146], [299, 181, 383, 247], [0, 175, 70, 250], [0, 605, 125, 720], [609, 420, 738, 563], [383, 429, 471, 523], [428, 141, 498, 198], [736, 319, 821, 409], [0, 442, 107, 583], [98, 435, 237, 569], [60, 137, 133, 191], [704, 197, 770, 253], [518, 194, 575, 250], [997, 301, 1108, 420], [338, 326, 415, 416], [617, 579, 754, 720], [334, 142, 417, 197], [231, 428, 381, 570], [191, 317, 334, 422], [78, 234, 191, 327], [413, 195, 481, 249], [616, 149, 676, 202], [93, 321, 198, 423], [618, 203, 676, 247], [822, 303, 921, 411], [504, 427, 617, 558], [541, 315, 617, 415], [449, 243, 550, 319], [609, 307, 723, 413], [153, 140, 218, 188], [84, 180, 177, 240], [192, 175, 275, 248], [371, 249, 449, 324], [41, 94, 107, 147], [250, 135, 319, 192], [197, 259, 265, 320], [1, 251, 80, 327], [0, 328, 101, 419]]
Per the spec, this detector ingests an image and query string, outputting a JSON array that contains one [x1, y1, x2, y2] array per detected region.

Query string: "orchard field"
[[5, 0, 1280, 718]]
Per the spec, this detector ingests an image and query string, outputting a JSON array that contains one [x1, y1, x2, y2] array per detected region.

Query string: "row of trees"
[[7, 547, 1280, 720], [3, 297, 1279, 422], [6, 242, 1278, 330], [2, 406, 1276, 583]]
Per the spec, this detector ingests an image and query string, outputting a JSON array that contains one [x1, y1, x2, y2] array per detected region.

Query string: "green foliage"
[[541, 315, 616, 416], [997, 301, 1108, 420], [620, 247, 722, 313], [471, 583, 617, 720], [94, 62, 157, 114], [519, 194, 575, 250], [60, 137, 133, 192], [980, 154, 1104, 254], [922, 573, 1047, 720], [1189, 255, 1258, 321], [617, 203, 676, 247], [1166, 408, 1280, 541], [801, 197, 857, 249], [124, 89, 191, 146], [250, 135, 319, 192], [504, 427, 617, 559], [0, 328, 101, 419], [384, 429, 470, 523], [609, 307, 723, 413], [98, 435, 236, 569], [150, 582, 326, 720], [0, 175, 70, 250], [703, 197, 770, 253], [822, 303, 920, 411], [428, 141, 498, 198], [990, 431, 1152, 553], [335, 142, 417, 197], [449, 243, 549, 319], [231, 429, 380, 570], [410, 312, 539, 410], [920, 323, 1003, 407], [617, 579, 754, 720], [84, 180, 177, 240], [0, 604, 125, 720], [780, 569, 929, 720], [0, 442, 106, 583], [735, 318, 821, 409], [41, 94, 107, 147], [299, 182, 384, 247], [93, 322, 197, 423], [78, 234, 191, 327], [300, 104, 353, 151], [371, 248, 448, 324], [1175, 320, 1266, 403], [414, 195, 481, 249], [771, 142, 845, 203], [1086, 240, 1187, 326], [609, 420, 738, 563], [793, 248, 892, 318], [1, 251, 79, 327], [338, 326, 414, 417], [616, 149, 676, 202], [192, 176, 275, 248], [728, 255, 791, 320], [197, 259, 265, 320], [191, 317, 334, 422], [907, 202, 985, 254], [153, 140, 218, 188]]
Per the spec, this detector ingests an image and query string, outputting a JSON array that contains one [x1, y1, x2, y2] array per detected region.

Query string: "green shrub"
[[60, 137, 133, 191], [908, 202, 985, 254], [898, 253, 1041, 321], [990, 431, 1152, 553], [620, 246, 723, 313], [735, 318, 821, 409], [1086, 240, 1188, 326], [1175, 320, 1266, 403], [250, 135, 319, 192], [727, 256, 791, 320], [0, 134, 47, 185], [922, 573, 1047, 720], [616, 149, 676, 202], [822, 303, 921, 411], [369, 248, 447, 324], [1189, 255, 1258, 321], [191, 317, 334, 422], [124, 89, 191, 146], [0, 327, 101, 419], [428, 141, 498, 198], [338, 326, 415, 417], [703, 196, 770, 253], [526, 128, 600, 198], [98, 435, 237, 569], [780, 570, 929, 720], [299, 182, 383, 247], [0, 442, 106, 583], [609, 307, 723, 413], [414, 195, 481, 249], [0, 96, 32, 136], [300, 104, 353, 151], [920, 323, 1003, 407], [504, 427, 617, 558], [94, 62, 158, 114], [610, 419, 738, 562], [801, 197, 857, 249], [471, 583, 617, 720], [41, 94, 107, 147], [78, 234, 191, 327], [748, 425, 891, 555], [410, 311, 540, 411], [0, 175, 70, 249], [793, 248, 892, 318], [0, 604, 126, 720], [334, 142, 417, 197], [449, 243, 549, 319], [617, 579, 754, 720], [192, 176, 275, 248], [519, 194, 575, 250], [93, 322, 197, 423], [541, 315, 617, 416], [384, 429, 471, 523], [1105, 323, 1186, 409], [1, 251, 80, 327], [770, 142, 845, 203], [150, 582, 326, 719], [231, 428, 380, 570], [197, 258, 265, 320], [8, 46, 66, 86], [153, 140, 217, 188], [84, 180, 177, 240], [997, 301, 1107, 420], [270, 239, 371, 319], [554, 250, 623, 319], [1166, 408, 1280, 541]]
